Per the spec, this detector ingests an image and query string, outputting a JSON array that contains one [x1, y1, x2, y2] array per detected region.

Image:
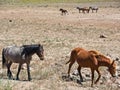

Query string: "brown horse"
[[66, 47, 116, 86], [76, 7, 90, 14]]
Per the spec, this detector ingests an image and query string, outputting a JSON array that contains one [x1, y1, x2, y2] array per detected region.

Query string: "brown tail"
[[66, 49, 77, 65], [66, 60, 70, 64]]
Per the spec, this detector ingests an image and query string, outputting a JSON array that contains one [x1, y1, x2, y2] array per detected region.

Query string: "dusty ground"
[[0, 2, 120, 90]]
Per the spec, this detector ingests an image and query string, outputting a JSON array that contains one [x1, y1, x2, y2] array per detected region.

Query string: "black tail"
[[2, 48, 6, 68]]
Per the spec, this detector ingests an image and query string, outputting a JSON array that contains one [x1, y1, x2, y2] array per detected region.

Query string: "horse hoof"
[[16, 78, 19, 80], [80, 79, 84, 82], [28, 78, 32, 81], [77, 80, 82, 85], [91, 84, 94, 87], [8, 78, 12, 80], [8, 77, 13, 80], [94, 82, 97, 84]]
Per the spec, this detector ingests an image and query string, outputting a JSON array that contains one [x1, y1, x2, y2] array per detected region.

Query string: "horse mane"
[[96, 54, 113, 64], [21, 44, 41, 58], [89, 50, 100, 55], [22, 44, 40, 47], [88, 50, 112, 63]]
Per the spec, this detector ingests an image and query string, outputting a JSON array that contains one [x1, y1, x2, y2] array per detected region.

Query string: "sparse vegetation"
[[0, 0, 120, 90], [0, 80, 12, 90], [32, 67, 55, 80]]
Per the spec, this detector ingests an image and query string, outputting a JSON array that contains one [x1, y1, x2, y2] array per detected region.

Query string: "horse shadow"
[[61, 73, 83, 85]]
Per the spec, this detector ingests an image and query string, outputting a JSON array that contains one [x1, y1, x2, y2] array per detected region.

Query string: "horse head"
[[108, 60, 117, 77], [89, 6, 92, 9], [76, 7, 80, 9], [59, 8, 63, 11], [36, 44, 44, 60]]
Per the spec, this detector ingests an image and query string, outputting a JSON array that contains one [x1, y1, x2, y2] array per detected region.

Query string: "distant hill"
[[0, 0, 120, 5]]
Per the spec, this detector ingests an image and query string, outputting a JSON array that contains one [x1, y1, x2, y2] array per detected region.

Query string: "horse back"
[[89, 50, 100, 55], [74, 48, 98, 67], [5, 46, 22, 56]]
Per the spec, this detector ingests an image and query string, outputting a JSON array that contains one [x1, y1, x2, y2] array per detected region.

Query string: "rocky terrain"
[[0, 2, 120, 90]]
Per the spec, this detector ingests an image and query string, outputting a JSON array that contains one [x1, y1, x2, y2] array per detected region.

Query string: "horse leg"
[[65, 12, 66, 15], [61, 12, 63, 16], [87, 10, 89, 13], [7, 62, 13, 79], [91, 69, 95, 87], [96, 10, 97, 13], [92, 10, 93, 13], [67, 61, 75, 77], [94, 69, 101, 84], [16, 64, 22, 80], [83, 10, 85, 14], [26, 63, 31, 81], [77, 65, 83, 82], [82, 10, 84, 14]]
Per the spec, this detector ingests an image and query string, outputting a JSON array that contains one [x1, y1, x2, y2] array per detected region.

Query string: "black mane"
[[21, 44, 41, 57]]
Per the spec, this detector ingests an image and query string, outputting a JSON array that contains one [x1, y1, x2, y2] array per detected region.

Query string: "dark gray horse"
[[2, 44, 44, 81], [89, 6, 99, 13]]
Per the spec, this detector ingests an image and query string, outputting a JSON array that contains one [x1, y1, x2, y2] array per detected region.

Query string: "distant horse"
[[76, 7, 85, 13], [2, 44, 44, 81], [66, 47, 116, 86], [59, 8, 68, 15], [89, 6, 99, 13], [76, 7, 90, 13]]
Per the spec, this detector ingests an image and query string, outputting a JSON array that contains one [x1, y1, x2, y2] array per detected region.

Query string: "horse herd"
[[59, 6, 98, 15], [2, 44, 117, 87]]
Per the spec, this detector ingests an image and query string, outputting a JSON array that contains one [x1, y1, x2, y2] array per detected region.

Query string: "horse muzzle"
[[113, 72, 118, 77], [40, 57, 44, 60], [112, 74, 117, 77]]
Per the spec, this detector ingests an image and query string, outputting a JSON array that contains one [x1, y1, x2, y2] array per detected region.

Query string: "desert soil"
[[0, 2, 120, 90]]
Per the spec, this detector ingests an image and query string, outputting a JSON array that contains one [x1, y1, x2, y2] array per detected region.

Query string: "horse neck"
[[98, 56, 112, 68], [24, 46, 38, 56]]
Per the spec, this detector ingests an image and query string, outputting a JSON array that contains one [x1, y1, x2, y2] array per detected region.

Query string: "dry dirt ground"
[[0, 2, 120, 90]]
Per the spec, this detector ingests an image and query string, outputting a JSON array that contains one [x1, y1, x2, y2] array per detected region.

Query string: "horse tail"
[[2, 48, 6, 68], [66, 60, 70, 64], [66, 49, 77, 64]]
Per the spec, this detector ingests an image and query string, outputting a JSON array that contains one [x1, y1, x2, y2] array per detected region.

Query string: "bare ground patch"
[[0, 3, 120, 90]]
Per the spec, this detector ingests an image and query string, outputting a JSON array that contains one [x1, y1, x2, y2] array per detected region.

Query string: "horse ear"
[[111, 60, 115, 65], [38, 44, 41, 47], [38, 44, 43, 49]]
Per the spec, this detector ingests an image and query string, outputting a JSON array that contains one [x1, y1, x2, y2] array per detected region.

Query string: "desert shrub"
[[0, 80, 12, 90]]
